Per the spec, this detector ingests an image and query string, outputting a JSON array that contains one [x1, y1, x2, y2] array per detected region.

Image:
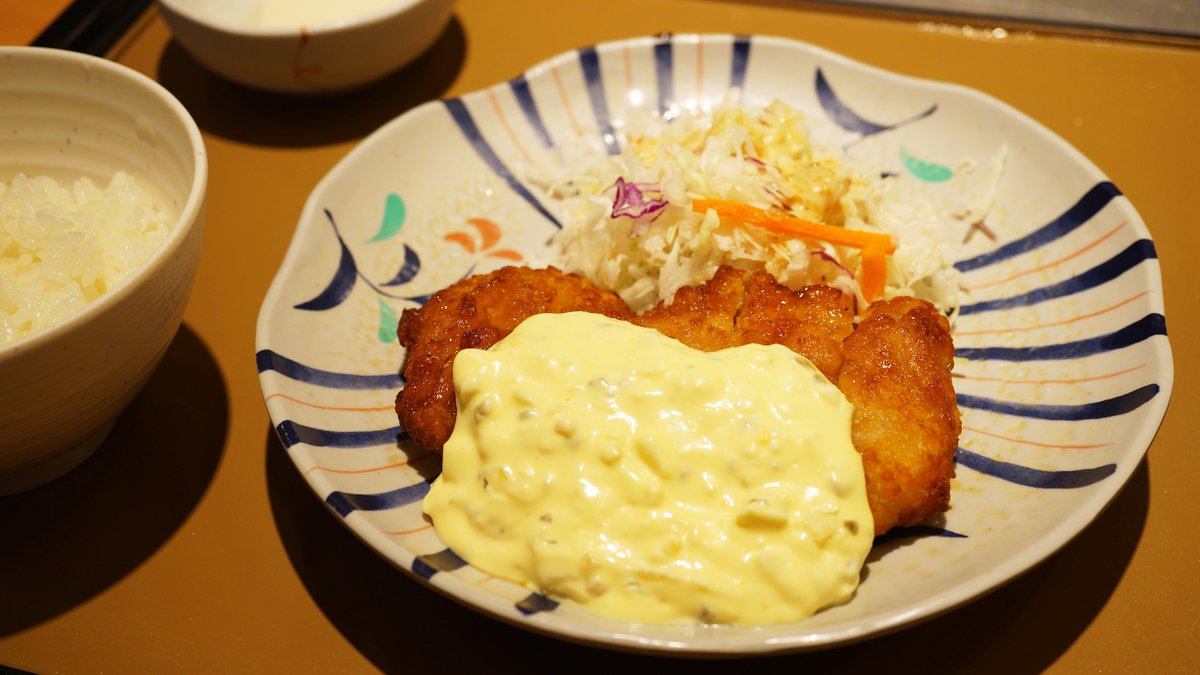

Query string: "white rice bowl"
[[0, 171, 175, 345]]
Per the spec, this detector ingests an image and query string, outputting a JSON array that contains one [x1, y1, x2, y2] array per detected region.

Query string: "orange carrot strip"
[[859, 243, 888, 303], [692, 199, 895, 253]]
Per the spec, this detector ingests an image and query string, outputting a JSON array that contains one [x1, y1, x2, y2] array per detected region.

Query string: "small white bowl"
[[156, 0, 457, 94], [0, 47, 207, 494]]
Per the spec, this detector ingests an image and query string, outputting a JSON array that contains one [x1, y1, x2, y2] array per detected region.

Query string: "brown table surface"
[[2, 1, 1197, 672]]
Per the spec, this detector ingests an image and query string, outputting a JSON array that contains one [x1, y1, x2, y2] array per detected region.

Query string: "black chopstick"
[[32, 0, 153, 55]]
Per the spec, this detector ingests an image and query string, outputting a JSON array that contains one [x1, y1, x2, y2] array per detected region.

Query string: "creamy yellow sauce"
[[422, 312, 873, 625]]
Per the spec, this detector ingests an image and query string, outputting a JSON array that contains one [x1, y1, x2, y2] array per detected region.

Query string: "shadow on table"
[[0, 325, 227, 636], [265, 427, 1149, 674], [152, 16, 466, 149]]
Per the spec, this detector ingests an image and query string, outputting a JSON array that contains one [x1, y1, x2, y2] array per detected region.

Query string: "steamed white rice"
[[0, 171, 174, 345]]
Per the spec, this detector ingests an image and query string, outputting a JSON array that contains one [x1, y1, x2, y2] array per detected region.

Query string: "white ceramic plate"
[[255, 34, 1172, 655]]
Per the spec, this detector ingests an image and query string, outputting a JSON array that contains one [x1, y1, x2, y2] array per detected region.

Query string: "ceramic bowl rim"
[[0, 46, 208, 361], [156, 0, 449, 38]]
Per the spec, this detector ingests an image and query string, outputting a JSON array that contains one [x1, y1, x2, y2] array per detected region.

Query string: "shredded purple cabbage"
[[810, 250, 852, 278], [764, 184, 791, 209], [610, 177, 667, 220]]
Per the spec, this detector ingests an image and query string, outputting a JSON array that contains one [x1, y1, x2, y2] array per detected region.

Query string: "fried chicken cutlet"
[[838, 297, 960, 534], [642, 269, 957, 533], [395, 265, 632, 452], [633, 266, 855, 381], [395, 265, 958, 535]]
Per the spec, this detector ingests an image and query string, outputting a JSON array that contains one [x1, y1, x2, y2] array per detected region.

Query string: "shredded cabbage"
[[528, 93, 997, 318]]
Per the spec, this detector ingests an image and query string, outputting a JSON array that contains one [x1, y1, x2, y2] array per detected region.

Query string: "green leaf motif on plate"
[[900, 147, 953, 183], [377, 298, 399, 343], [366, 193, 406, 243]]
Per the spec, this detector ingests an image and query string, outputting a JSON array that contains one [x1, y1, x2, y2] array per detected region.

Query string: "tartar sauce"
[[423, 312, 873, 625]]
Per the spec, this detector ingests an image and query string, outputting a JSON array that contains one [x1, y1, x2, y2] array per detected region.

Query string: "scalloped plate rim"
[[255, 32, 1173, 656]]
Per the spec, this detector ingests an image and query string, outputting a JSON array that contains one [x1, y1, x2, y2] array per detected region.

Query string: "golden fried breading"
[[632, 266, 744, 351], [837, 297, 960, 535], [395, 265, 958, 536], [394, 265, 632, 452], [632, 268, 853, 380], [732, 272, 854, 381]]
